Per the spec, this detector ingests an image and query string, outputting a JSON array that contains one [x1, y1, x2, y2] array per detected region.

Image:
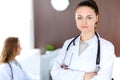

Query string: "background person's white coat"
[[0, 60, 33, 80]]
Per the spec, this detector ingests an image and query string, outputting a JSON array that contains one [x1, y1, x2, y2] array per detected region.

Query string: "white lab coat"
[[51, 35, 115, 80], [0, 60, 33, 80]]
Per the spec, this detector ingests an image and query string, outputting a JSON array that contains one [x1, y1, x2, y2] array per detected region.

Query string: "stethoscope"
[[61, 32, 100, 72], [8, 63, 14, 80], [8, 60, 22, 80]]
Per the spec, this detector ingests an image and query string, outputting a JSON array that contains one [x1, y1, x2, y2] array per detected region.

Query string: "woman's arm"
[[90, 41, 115, 80], [51, 59, 85, 80], [50, 39, 85, 80], [84, 72, 97, 80]]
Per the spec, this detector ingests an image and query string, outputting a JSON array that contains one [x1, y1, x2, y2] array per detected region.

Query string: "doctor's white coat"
[[51, 35, 115, 80], [0, 60, 33, 80]]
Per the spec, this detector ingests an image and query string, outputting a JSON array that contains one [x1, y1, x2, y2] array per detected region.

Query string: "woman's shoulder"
[[100, 37, 114, 48], [60, 36, 77, 50], [0, 63, 9, 70], [0, 63, 8, 68], [65, 37, 74, 43], [64, 35, 79, 44]]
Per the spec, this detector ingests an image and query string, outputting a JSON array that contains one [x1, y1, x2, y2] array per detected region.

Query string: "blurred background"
[[0, 0, 120, 80], [0, 0, 120, 56]]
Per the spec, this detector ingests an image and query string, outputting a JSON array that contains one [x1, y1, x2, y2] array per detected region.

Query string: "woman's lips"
[[82, 26, 88, 28]]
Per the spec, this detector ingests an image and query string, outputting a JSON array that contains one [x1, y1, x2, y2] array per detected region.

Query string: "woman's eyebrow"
[[77, 15, 81, 16], [77, 14, 92, 16], [87, 15, 92, 17]]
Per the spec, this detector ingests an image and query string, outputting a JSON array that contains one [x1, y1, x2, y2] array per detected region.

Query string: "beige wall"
[[34, 0, 120, 56]]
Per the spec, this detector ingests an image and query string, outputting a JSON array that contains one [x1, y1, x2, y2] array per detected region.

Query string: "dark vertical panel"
[[110, 0, 120, 56], [34, 0, 81, 53], [96, 0, 120, 56]]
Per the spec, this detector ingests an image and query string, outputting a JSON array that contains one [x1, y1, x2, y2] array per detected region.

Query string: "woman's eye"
[[87, 17, 92, 19], [77, 17, 82, 20]]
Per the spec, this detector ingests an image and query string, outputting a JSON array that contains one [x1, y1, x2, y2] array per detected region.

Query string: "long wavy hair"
[[0, 37, 19, 63]]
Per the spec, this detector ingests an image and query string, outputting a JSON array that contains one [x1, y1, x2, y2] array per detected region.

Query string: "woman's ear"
[[96, 15, 99, 24]]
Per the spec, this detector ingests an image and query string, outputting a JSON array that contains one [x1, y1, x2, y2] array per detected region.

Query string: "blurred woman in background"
[[0, 37, 33, 80]]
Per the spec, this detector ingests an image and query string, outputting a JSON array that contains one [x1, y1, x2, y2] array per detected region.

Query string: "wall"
[[0, 0, 34, 50], [33, 0, 120, 56]]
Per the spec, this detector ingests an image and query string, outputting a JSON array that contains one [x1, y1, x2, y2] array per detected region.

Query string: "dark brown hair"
[[76, 0, 99, 15], [76, 0, 99, 29]]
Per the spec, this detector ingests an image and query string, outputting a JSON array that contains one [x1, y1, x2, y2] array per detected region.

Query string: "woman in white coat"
[[51, 0, 115, 80], [0, 37, 33, 80]]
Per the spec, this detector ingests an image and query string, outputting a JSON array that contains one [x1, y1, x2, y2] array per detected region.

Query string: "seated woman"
[[0, 37, 34, 80]]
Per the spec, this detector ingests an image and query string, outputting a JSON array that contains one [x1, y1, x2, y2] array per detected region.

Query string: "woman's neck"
[[80, 32, 95, 42]]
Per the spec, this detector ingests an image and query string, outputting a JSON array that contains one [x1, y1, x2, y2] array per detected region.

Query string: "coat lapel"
[[70, 36, 80, 55], [70, 35, 98, 56]]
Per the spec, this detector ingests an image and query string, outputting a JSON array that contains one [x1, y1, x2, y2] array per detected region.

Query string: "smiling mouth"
[[82, 26, 88, 28]]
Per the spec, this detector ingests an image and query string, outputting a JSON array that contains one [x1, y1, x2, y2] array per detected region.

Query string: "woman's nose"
[[20, 46, 22, 50], [83, 19, 87, 25]]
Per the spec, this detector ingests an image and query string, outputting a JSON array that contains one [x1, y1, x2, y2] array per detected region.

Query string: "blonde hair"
[[0, 37, 19, 63]]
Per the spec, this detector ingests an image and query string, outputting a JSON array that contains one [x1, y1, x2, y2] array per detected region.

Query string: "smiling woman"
[[0, 0, 34, 52], [50, 0, 115, 80]]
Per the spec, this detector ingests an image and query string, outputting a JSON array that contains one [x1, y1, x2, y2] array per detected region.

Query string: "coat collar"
[[70, 34, 99, 55]]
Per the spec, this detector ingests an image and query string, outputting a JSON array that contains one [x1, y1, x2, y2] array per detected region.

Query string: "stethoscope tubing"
[[61, 32, 100, 72], [8, 63, 14, 80]]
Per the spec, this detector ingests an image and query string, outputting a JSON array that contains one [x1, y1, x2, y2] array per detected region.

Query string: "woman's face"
[[16, 40, 22, 55], [75, 6, 99, 34]]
